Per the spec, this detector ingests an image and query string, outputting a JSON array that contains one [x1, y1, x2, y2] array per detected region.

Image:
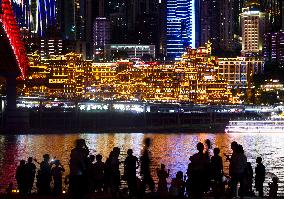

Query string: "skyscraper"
[[166, 0, 196, 60], [241, 0, 268, 56], [263, 30, 284, 66], [93, 17, 110, 60], [260, 0, 282, 32]]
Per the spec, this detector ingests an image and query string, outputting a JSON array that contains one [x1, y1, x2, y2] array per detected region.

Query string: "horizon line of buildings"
[[10, 0, 284, 63]]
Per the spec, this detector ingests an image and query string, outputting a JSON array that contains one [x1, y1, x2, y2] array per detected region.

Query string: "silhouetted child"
[[51, 160, 65, 196], [255, 157, 265, 197], [156, 164, 169, 193], [169, 171, 185, 198], [94, 154, 105, 192], [269, 177, 278, 198]]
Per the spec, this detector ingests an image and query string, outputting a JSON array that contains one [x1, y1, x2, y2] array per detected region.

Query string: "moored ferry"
[[225, 120, 284, 133]]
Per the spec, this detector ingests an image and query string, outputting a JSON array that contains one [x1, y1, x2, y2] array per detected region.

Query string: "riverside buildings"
[[24, 43, 236, 104]]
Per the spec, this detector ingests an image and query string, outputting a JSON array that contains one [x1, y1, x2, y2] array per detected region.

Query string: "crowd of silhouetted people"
[[11, 138, 280, 198]]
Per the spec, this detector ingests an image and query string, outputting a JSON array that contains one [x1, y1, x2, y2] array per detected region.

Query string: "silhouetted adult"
[[157, 164, 169, 193], [190, 142, 210, 198], [25, 157, 36, 194], [124, 149, 138, 196], [51, 160, 65, 196], [211, 148, 224, 199], [37, 154, 53, 195], [255, 157, 265, 197], [140, 138, 155, 194], [69, 139, 89, 198], [93, 154, 105, 192], [230, 144, 247, 198], [86, 155, 95, 192], [104, 151, 114, 192], [16, 160, 27, 194], [109, 147, 121, 198], [245, 162, 254, 196]]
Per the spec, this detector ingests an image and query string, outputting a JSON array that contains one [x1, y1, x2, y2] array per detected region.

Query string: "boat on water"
[[225, 120, 284, 133]]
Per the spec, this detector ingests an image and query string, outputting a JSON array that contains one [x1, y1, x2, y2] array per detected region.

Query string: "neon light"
[[0, 0, 29, 78]]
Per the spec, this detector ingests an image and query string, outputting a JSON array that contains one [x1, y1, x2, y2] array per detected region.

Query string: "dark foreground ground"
[[0, 193, 281, 199]]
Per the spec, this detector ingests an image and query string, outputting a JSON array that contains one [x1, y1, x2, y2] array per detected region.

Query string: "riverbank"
[[0, 110, 261, 134]]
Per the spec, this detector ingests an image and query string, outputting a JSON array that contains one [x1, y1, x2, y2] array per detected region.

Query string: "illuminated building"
[[166, 0, 196, 60], [260, 0, 282, 32], [240, 0, 268, 56], [263, 29, 284, 66], [104, 44, 156, 61], [173, 42, 232, 104], [260, 80, 284, 91], [218, 57, 264, 88], [40, 38, 63, 59], [23, 43, 236, 104], [93, 17, 110, 60]]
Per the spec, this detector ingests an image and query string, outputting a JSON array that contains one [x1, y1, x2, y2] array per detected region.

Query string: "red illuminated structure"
[[0, 0, 29, 79]]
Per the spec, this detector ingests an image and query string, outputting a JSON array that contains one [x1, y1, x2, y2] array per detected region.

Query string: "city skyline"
[[8, 0, 283, 61]]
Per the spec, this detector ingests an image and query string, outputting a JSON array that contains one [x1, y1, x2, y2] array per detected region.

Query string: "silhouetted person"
[[211, 148, 224, 199], [25, 157, 36, 194], [230, 144, 247, 198], [37, 154, 53, 195], [204, 139, 212, 157], [69, 139, 89, 198], [124, 149, 138, 196], [51, 160, 65, 196], [190, 142, 210, 198], [269, 177, 278, 198], [94, 154, 105, 192], [157, 164, 169, 193], [16, 160, 26, 194], [110, 147, 121, 198], [86, 155, 95, 192], [6, 183, 13, 195], [245, 162, 254, 196], [140, 138, 155, 194], [169, 171, 185, 198], [255, 157, 265, 197], [104, 151, 114, 192]]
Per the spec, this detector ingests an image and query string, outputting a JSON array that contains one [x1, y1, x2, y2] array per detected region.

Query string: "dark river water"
[[0, 132, 283, 195]]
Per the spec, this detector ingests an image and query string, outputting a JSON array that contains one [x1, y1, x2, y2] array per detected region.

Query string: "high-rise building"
[[263, 30, 284, 66], [93, 17, 110, 60], [40, 38, 63, 58], [166, 0, 196, 60], [220, 0, 235, 52], [200, 0, 213, 48], [240, 0, 268, 56], [260, 0, 282, 32], [12, 0, 57, 36]]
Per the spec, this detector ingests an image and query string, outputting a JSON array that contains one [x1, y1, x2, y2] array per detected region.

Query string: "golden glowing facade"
[[218, 57, 264, 88], [23, 44, 235, 104]]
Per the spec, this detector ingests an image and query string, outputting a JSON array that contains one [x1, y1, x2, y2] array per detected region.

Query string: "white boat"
[[225, 120, 284, 133]]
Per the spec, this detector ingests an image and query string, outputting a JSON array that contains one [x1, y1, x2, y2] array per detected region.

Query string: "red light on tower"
[[0, 0, 29, 79]]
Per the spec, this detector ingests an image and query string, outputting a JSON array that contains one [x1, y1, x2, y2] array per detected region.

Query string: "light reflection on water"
[[0, 132, 283, 195]]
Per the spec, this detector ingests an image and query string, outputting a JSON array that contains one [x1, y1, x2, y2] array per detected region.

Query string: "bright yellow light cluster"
[[23, 44, 235, 104]]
